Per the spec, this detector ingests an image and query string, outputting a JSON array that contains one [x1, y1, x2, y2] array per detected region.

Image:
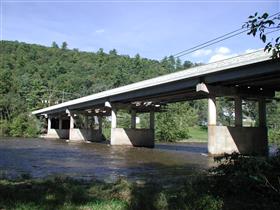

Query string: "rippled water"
[[0, 138, 214, 182]]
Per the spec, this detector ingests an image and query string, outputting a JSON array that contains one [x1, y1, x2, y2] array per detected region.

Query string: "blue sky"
[[1, 0, 279, 63]]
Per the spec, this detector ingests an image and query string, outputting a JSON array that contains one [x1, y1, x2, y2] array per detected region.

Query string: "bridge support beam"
[[208, 95, 268, 156], [110, 107, 154, 147]]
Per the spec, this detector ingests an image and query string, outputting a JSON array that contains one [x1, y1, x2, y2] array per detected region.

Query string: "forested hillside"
[[0, 40, 201, 139], [0, 40, 279, 144]]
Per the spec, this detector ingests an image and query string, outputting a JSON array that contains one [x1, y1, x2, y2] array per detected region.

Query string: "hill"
[[0, 40, 200, 138]]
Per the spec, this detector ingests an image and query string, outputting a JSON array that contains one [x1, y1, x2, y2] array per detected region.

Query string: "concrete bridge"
[[32, 50, 280, 155]]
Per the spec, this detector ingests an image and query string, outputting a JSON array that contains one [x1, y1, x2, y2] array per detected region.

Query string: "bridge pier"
[[110, 108, 155, 147], [45, 115, 69, 139], [208, 96, 268, 155], [68, 111, 103, 142]]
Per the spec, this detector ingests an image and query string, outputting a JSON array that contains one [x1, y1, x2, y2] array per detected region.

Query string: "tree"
[[155, 102, 198, 142], [244, 12, 280, 58], [51, 41, 59, 48], [1, 40, 200, 141], [183, 60, 193, 69], [61, 41, 68, 50]]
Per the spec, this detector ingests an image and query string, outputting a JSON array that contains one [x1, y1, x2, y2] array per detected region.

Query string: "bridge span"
[[32, 50, 280, 155]]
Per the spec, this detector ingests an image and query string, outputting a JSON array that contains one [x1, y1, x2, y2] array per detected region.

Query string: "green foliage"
[[117, 111, 131, 129], [245, 12, 280, 59], [1, 41, 205, 141], [9, 113, 40, 137], [156, 102, 198, 142], [269, 129, 280, 145], [188, 126, 208, 141], [0, 119, 10, 136], [51, 41, 59, 48], [267, 92, 280, 145], [208, 151, 280, 209]]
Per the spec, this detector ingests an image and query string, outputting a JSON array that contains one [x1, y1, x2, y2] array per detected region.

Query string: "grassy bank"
[[1, 150, 279, 210], [0, 175, 222, 210], [177, 126, 208, 142], [188, 126, 208, 141]]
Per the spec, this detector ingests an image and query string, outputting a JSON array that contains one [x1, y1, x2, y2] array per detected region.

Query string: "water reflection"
[[0, 138, 213, 181]]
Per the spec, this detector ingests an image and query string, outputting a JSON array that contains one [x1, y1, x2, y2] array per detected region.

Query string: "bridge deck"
[[32, 50, 280, 115]]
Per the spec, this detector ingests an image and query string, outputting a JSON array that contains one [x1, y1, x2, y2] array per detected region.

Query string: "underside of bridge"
[[32, 51, 280, 155]]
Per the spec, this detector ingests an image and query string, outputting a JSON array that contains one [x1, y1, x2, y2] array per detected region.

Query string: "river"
[[0, 138, 214, 182]]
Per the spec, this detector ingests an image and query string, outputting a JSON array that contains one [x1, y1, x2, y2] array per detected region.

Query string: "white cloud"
[[216, 46, 230, 54], [191, 46, 259, 63], [192, 49, 212, 57], [208, 46, 236, 63], [95, 29, 105, 33], [208, 47, 259, 63], [208, 53, 237, 63]]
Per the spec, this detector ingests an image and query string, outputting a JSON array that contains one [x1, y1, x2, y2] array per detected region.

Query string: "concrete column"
[[70, 114, 75, 129], [208, 97, 216, 126], [47, 117, 51, 131], [111, 108, 117, 129], [131, 109, 136, 129], [235, 97, 242, 127], [150, 110, 155, 129], [94, 116, 98, 127], [59, 116, 63, 130], [259, 98, 266, 127], [98, 116, 103, 133]]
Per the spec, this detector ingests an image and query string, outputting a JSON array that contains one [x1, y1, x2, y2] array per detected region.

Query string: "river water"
[[0, 138, 214, 182]]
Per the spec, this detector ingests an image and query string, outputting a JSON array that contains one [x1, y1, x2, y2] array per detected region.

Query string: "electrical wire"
[[172, 12, 280, 59]]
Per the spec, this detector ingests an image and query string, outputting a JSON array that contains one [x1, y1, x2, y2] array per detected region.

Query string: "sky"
[[1, 0, 279, 63]]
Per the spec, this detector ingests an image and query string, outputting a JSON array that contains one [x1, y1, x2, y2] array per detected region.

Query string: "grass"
[[0, 175, 223, 210], [0, 177, 129, 210], [187, 126, 208, 142]]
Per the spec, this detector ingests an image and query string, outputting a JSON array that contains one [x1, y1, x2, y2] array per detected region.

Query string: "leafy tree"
[[244, 12, 280, 58], [9, 113, 40, 137], [0, 40, 206, 141], [156, 102, 198, 142]]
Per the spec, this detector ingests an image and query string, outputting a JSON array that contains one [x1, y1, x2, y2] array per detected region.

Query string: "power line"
[[173, 27, 245, 57], [173, 12, 280, 59], [265, 28, 280, 35], [175, 29, 248, 58]]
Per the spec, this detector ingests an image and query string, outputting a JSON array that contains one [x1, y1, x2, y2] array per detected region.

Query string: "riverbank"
[[1, 150, 279, 210], [0, 175, 217, 210]]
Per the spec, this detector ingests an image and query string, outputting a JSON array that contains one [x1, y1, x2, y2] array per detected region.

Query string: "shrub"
[[0, 119, 10, 136], [9, 113, 40, 137]]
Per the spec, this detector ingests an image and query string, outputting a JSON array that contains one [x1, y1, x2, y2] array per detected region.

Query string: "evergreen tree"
[[51, 41, 59, 48], [61, 41, 68, 50]]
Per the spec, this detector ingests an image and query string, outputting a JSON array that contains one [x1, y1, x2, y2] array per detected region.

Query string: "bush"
[[269, 129, 280, 145], [0, 119, 10, 136], [207, 151, 280, 210], [9, 113, 40, 137]]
